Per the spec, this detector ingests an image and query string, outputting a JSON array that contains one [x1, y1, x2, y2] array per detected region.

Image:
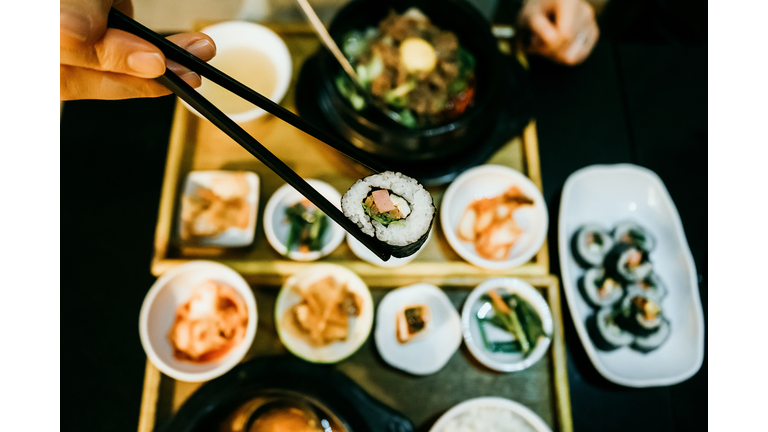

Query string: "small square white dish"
[[178, 170, 259, 247], [558, 164, 705, 387]]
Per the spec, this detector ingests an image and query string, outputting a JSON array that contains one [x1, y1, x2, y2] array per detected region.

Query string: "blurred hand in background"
[[518, 0, 599, 65], [60, 0, 217, 100]]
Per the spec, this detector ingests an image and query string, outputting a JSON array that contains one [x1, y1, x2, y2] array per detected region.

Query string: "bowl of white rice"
[[429, 397, 551, 432]]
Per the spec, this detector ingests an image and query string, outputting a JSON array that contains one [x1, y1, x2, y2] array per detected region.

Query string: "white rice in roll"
[[341, 171, 434, 247]]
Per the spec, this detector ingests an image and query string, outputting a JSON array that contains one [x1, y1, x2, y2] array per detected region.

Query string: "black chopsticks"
[[108, 8, 387, 174], [107, 9, 392, 261]]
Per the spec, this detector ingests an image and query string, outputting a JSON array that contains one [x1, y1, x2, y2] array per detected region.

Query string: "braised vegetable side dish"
[[285, 276, 362, 347], [168, 280, 249, 363], [335, 7, 477, 128], [456, 186, 534, 261], [180, 173, 251, 242]]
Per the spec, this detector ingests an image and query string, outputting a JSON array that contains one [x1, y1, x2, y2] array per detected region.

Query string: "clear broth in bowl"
[[199, 46, 279, 115]]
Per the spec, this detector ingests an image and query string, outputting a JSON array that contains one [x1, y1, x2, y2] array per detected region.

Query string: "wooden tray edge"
[[135, 276, 572, 432], [546, 274, 573, 432], [137, 360, 162, 432], [150, 121, 550, 280], [151, 102, 189, 273]]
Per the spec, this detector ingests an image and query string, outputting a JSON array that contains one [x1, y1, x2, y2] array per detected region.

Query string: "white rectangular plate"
[[558, 164, 705, 387]]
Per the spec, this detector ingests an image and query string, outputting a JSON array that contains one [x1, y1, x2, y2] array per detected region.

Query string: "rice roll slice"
[[615, 289, 665, 336], [631, 317, 670, 353], [628, 272, 667, 302], [578, 267, 624, 308], [341, 171, 435, 258], [605, 242, 653, 283], [586, 307, 635, 351], [571, 224, 614, 268], [613, 221, 655, 251]]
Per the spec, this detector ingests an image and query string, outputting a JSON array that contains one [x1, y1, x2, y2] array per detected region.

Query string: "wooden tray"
[[140, 24, 570, 432], [149, 24, 548, 287], [137, 276, 571, 432]]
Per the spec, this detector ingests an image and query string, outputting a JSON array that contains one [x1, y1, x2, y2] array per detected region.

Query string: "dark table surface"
[[60, 14, 706, 432]]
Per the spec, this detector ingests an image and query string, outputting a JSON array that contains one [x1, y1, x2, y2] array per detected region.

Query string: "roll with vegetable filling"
[[629, 272, 667, 302], [613, 220, 655, 251], [571, 224, 615, 268], [586, 307, 635, 351], [604, 242, 653, 283], [578, 267, 624, 309], [631, 317, 671, 353], [615, 289, 666, 337], [342, 171, 435, 258]]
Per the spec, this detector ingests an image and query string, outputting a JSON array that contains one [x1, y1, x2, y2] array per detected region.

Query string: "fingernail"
[[127, 52, 166, 76], [186, 39, 216, 59], [60, 5, 91, 42], [179, 71, 202, 88]]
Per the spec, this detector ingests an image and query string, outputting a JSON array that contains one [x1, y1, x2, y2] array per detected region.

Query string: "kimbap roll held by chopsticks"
[[342, 172, 435, 258]]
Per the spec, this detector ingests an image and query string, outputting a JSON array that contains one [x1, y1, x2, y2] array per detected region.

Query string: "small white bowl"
[[178, 170, 259, 247], [429, 397, 552, 432], [346, 229, 432, 268], [183, 21, 292, 124], [275, 264, 374, 363], [374, 283, 461, 375], [139, 261, 258, 382], [263, 179, 345, 261], [461, 278, 553, 372], [441, 165, 548, 270]]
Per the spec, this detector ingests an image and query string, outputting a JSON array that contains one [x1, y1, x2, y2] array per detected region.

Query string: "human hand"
[[60, 0, 217, 100], [517, 0, 599, 65]]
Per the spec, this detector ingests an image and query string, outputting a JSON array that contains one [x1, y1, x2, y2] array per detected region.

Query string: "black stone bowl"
[[316, 0, 508, 162], [156, 356, 414, 432]]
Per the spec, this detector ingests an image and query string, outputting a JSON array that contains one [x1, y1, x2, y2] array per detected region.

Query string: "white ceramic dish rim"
[[274, 263, 374, 363], [440, 164, 548, 270], [557, 163, 705, 387], [374, 283, 462, 375], [181, 20, 293, 124], [429, 396, 552, 432], [346, 228, 432, 268], [138, 260, 258, 382], [179, 170, 260, 247], [263, 179, 346, 261], [461, 278, 553, 372]]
